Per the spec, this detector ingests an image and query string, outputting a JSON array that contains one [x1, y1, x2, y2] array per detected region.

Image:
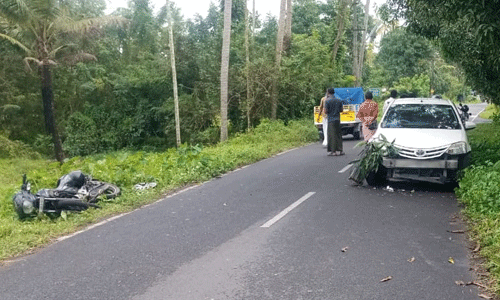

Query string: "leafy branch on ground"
[[348, 134, 398, 185]]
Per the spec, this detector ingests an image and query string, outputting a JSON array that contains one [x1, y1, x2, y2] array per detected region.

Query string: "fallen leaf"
[[473, 242, 481, 253], [380, 276, 392, 282], [341, 247, 349, 253], [408, 257, 415, 263], [478, 294, 492, 299], [455, 280, 465, 286], [448, 257, 455, 264]]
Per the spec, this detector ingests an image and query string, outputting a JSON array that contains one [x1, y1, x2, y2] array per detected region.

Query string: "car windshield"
[[381, 104, 461, 129]]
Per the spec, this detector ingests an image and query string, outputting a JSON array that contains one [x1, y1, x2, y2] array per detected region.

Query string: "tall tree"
[[244, 0, 252, 129], [375, 28, 433, 86], [220, 0, 232, 141], [389, 0, 500, 104], [271, 0, 287, 119], [356, 0, 370, 83], [332, 0, 350, 64], [283, 0, 292, 52], [0, 0, 124, 162], [166, 0, 181, 147]]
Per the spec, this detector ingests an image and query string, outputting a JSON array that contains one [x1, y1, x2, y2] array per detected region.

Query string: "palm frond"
[[23, 56, 41, 72], [1, 104, 21, 113], [29, 0, 60, 22], [60, 52, 97, 66], [57, 16, 129, 35], [49, 43, 76, 57], [0, 32, 30, 53], [0, 0, 33, 25]]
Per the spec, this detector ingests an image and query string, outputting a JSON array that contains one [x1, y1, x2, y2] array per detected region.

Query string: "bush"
[[63, 112, 100, 157], [467, 123, 500, 166], [456, 162, 500, 214], [456, 121, 500, 292], [0, 135, 41, 159]]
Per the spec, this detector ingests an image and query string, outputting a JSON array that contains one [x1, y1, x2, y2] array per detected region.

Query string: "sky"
[[105, 0, 387, 19]]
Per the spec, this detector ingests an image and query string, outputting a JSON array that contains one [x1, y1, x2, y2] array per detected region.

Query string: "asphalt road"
[[0, 112, 485, 299]]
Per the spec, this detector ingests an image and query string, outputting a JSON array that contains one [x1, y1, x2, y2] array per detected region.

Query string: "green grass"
[[456, 121, 500, 293], [479, 104, 499, 120], [0, 119, 317, 261]]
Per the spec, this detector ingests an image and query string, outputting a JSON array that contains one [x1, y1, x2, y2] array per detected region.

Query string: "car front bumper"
[[381, 153, 470, 184], [382, 158, 458, 169]]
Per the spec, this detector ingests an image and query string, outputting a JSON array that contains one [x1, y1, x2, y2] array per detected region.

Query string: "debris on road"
[[341, 247, 349, 253], [447, 229, 465, 234], [380, 276, 392, 282], [448, 257, 455, 264], [408, 257, 415, 263], [478, 294, 492, 299], [385, 186, 394, 192]]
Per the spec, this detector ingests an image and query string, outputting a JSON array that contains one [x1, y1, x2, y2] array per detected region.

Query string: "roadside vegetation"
[[479, 104, 500, 120], [456, 114, 500, 292], [0, 119, 316, 261]]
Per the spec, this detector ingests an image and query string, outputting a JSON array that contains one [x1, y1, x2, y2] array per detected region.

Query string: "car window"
[[381, 104, 461, 129]]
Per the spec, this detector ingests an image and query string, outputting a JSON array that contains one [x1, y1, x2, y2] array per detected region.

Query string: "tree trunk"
[[332, 0, 349, 64], [271, 0, 287, 120], [41, 64, 64, 163], [167, 0, 181, 147], [357, 0, 370, 84], [245, 1, 252, 130], [220, 0, 232, 141], [283, 0, 292, 52], [352, 0, 359, 86]]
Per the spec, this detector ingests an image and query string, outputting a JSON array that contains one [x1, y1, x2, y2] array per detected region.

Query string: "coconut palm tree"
[[0, 0, 125, 162]]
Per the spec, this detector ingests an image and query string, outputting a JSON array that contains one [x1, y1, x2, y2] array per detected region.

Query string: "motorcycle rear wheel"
[[87, 181, 121, 203]]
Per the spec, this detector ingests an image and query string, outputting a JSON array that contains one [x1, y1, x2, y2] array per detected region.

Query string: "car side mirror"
[[465, 121, 476, 130]]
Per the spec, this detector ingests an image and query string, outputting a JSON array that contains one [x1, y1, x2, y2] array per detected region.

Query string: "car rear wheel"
[[353, 131, 361, 140]]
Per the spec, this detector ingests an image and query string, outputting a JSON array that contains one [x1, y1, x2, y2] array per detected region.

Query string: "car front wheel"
[[366, 165, 388, 186]]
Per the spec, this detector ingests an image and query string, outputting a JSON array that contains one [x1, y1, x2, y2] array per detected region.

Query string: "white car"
[[367, 98, 476, 185]]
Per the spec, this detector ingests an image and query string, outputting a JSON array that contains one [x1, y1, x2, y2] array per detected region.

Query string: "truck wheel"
[[353, 131, 361, 140], [318, 130, 324, 141], [366, 165, 387, 186]]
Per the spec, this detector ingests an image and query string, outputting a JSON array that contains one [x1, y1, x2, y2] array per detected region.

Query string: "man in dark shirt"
[[324, 88, 344, 156]]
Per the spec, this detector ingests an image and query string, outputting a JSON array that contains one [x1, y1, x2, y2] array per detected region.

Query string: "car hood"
[[372, 128, 467, 149]]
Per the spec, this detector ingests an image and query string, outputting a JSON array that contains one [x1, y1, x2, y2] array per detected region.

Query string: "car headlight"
[[22, 200, 35, 215], [446, 141, 471, 155]]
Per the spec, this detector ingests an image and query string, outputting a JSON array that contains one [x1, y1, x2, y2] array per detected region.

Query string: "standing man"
[[324, 88, 344, 156], [317, 90, 328, 147]]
